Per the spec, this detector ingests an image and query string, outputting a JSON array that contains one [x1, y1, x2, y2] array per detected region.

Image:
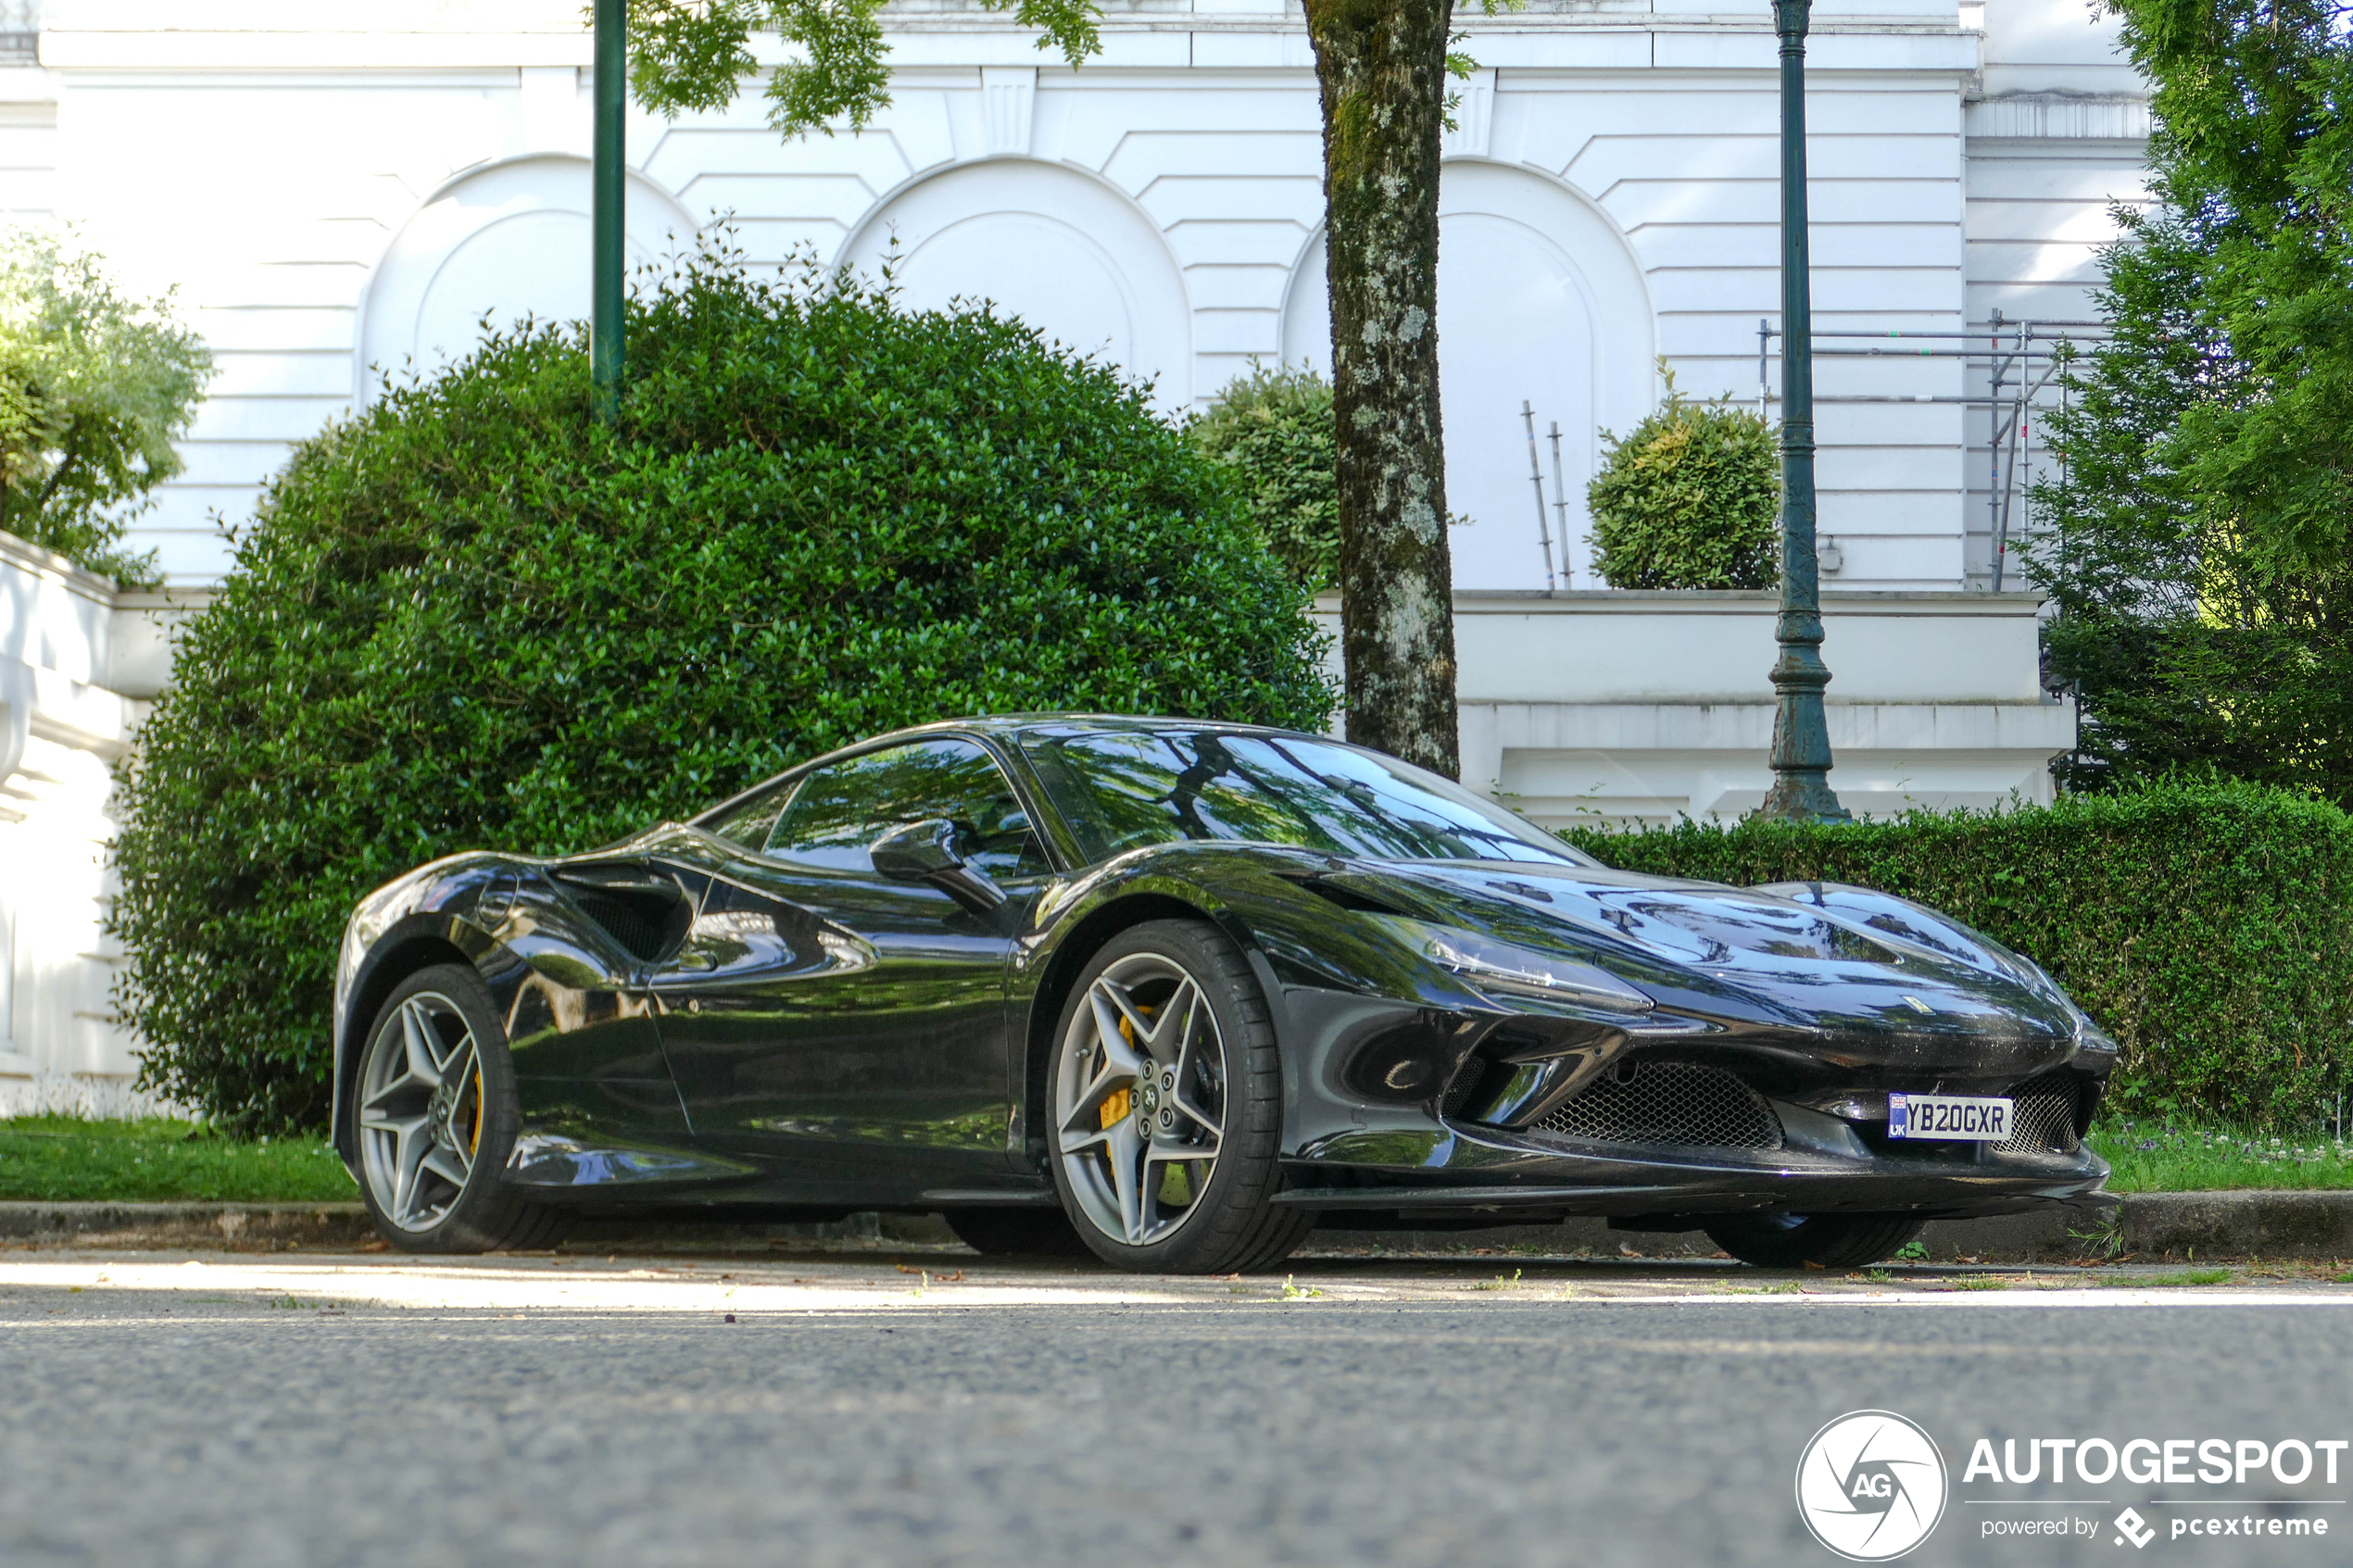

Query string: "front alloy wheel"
[[1057, 950, 1227, 1247], [354, 963, 569, 1253], [1049, 922, 1312, 1273], [359, 989, 486, 1233]]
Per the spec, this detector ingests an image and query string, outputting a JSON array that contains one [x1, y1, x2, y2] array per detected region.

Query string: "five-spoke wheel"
[[1049, 922, 1312, 1273], [354, 964, 570, 1253], [1056, 950, 1227, 1248], [359, 990, 486, 1233]]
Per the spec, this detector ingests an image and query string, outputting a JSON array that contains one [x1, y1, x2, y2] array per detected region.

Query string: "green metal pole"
[[1756, 0, 1850, 823], [591, 0, 624, 425]]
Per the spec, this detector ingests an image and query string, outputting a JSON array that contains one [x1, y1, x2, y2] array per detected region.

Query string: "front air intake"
[[1995, 1077, 2082, 1154], [1530, 1060, 1783, 1151]]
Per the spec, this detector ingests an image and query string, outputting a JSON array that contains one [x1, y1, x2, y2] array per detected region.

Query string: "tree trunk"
[[1304, 0, 1461, 779]]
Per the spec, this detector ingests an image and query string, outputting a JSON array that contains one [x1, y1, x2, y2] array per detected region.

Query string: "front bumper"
[[1271, 981, 2113, 1223], [1276, 1116, 2108, 1222]]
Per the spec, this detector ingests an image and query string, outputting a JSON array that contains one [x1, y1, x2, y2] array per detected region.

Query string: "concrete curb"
[[4, 1191, 2347, 1261], [0, 1202, 371, 1248]]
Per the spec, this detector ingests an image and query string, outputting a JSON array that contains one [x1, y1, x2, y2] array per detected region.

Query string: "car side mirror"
[[870, 819, 1006, 913]]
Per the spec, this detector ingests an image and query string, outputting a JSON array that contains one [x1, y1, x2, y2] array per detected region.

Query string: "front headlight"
[[1371, 916, 1654, 1014], [2072, 1010, 2119, 1058]]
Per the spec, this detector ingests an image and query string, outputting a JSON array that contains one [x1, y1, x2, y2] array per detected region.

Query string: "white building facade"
[[0, 0, 2145, 1106], [2, 0, 2147, 590]]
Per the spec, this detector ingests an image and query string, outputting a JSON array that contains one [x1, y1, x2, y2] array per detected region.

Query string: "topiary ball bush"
[[1188, 361, 1340, 591], [113, 248, 1334, 1131], [1585, 372, 1780, 591]]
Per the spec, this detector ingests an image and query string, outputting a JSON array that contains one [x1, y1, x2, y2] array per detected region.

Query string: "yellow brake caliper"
[[470, 1062, 485, 1157], [1100, 1009, 1147, 1129]]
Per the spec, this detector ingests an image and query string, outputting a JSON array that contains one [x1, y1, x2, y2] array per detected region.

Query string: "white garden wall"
[[1314, 588, 2070, 823], [0, 531, 201, 1115]]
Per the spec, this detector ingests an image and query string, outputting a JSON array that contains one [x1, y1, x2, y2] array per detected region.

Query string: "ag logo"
[[1795, 1411, 1948, 1562]]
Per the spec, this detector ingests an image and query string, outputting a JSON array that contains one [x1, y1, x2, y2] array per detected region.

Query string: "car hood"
[[1320, 857, 2085, 1044]]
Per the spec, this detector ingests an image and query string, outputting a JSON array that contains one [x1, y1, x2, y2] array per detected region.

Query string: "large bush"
[[115, 249, 1333, 1130], [1188, 361, 1340, 591], [1564, 781, 2353, 1130], [1585, 371, 1779, 590]]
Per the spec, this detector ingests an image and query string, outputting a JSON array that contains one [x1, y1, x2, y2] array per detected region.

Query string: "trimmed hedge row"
[[1561, 782, 2353, 1130]]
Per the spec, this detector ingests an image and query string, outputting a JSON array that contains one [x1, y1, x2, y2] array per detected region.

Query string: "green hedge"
[[1561, 781, 2353, 1130], [113, 246, 1332, 1132]]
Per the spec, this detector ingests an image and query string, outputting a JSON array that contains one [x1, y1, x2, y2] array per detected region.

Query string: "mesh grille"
[[1531, 1060, 1782, 1151], [1996, 1083, 2082, 1154], [1441, 1063, 1485, 1117]]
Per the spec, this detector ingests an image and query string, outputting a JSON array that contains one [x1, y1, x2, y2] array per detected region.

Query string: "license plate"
[[1888, 1093, 2013, 1142]]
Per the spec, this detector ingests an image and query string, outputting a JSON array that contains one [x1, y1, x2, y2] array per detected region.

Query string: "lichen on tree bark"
[[1305, 0, 1461, 780]]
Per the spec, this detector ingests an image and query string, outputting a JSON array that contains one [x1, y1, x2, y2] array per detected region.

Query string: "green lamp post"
[[1756, 0, 1851, 824], [591, 0, 624, 425]]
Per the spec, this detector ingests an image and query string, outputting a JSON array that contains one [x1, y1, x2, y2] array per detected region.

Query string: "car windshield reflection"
[[1020, 726, 1595, 868]]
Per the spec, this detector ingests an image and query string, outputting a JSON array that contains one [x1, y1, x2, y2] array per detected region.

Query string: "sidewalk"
[[3, 1191, 2347, 1261]]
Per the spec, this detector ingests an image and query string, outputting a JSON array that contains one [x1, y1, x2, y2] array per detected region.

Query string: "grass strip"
[[0, 1118, 355, 1203], [2089, 1123, 2353, 1191], [7, 1114, 2353, 1205]]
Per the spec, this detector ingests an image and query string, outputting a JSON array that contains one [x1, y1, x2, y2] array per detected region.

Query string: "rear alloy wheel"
[[942, 1208, 1090, 1258], [1050, 921, 1312, 1274], [1705, 1212, 1927, 1270], [355, 964, 570, 1254]]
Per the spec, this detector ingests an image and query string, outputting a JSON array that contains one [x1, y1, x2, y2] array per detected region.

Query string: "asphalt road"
[[5, 1249, 2351, 1568]]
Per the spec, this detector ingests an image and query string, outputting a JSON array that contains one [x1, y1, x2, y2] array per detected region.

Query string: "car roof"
[[872, 713, 1327, 746]]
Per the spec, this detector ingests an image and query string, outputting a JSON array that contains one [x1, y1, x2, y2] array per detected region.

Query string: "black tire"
[[352, 963, 573, 1254], [1047, 920, 1313, 1274], [1705, 1212, 1927, 1270], [943, 1207, 1092, 1258]]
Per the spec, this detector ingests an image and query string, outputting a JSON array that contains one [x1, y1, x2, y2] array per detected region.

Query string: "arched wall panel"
[[358, 155, 698, 398], [1281, 160, 1656, 592], [840, 159, 1194, 412]]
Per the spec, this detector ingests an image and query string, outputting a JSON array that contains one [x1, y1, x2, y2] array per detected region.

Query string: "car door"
[[649, 737, 1053, 1198]]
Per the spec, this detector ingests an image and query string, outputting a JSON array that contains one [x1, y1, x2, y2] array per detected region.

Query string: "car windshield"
[[1019, 727, 1595, 868]]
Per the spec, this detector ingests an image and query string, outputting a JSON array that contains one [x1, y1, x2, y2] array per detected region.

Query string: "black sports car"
[[332, 715, 2112, 1271]]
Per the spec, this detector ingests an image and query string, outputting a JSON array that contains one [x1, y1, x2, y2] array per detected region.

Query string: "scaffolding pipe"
[[1747, 311, 2094, 590], [1547, 421, 1573, 589], [1521, 400, 1558, 595], [1986, 308, 2008, 588], [1992, 356, 2062, 592]]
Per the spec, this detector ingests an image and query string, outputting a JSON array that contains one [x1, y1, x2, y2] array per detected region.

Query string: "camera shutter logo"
[[1795, 1411, 1948, 1561]]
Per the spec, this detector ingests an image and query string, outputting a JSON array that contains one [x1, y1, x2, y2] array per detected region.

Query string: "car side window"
[[766, 739, 1051, 879], [701, 779, 798, 851]]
